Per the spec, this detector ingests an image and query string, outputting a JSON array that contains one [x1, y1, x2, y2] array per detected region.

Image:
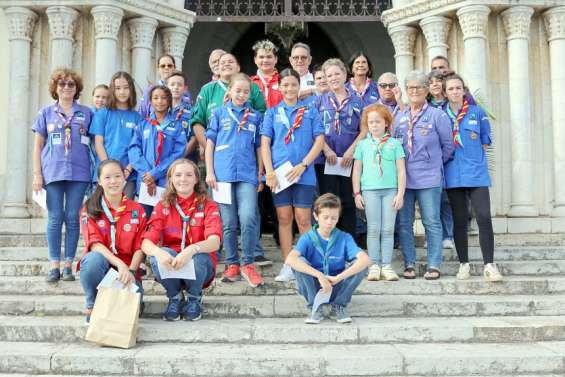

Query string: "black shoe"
[[46, 268, 60, 283], [254, 255, 273, 267]]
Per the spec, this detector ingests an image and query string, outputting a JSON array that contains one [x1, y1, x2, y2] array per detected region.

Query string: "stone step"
[[2, 275, 565, 296], [3, 245, 564, 262], [2, 293, 565, 318], [1, 315, 565, 344], [0, 341, 564, 376], [1, 375, 564, 377]]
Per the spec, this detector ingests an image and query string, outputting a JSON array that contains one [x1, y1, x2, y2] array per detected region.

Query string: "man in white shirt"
[[289, 42, 316, 100]]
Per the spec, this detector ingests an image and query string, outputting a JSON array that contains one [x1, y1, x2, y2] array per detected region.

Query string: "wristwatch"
[[300, 161, 308, 168]]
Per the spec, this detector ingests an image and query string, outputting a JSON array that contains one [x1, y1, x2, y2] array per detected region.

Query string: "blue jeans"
[[440, 189, 453, 240], [398, 187, 443, 269], [79, 251, 144, 309], [293, 267, 367, 308], [45, 180, 89, 262], [363, 188, 397, 265], [150, 248, 214, 301], [219, 182, 257, 266]]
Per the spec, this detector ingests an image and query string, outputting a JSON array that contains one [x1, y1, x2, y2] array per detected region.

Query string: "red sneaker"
[[241, 264, 264, 288], [221, 264, 241, 282]]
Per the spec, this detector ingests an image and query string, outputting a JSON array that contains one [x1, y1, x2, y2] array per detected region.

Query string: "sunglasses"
[[378, 83, 397, 89], [57, 80, 76, 89], [159, 64, 175, 69]]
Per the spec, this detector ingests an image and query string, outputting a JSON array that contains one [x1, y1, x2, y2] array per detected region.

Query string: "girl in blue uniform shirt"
[[166, 71, 197, 164], [262, 68, 325, 282], [205, 73, 265, 288], [346, 52, 379, 106], [91, 84, 109, 113], [443, 73, 503, 282], [90, 72, 140, 199], [128, 85, 187, 216], [314, 58, 367, 238]]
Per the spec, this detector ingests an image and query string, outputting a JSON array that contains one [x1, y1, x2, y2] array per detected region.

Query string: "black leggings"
[[446, 187, 494, 264]]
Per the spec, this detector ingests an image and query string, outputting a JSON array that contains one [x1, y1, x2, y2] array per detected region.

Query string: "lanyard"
[[100, 195, 127, 254], [370, 133, 391, 177], [329, 95, 351, 135], [407, 103, 428, 155], [278, 106, 305, 144], [174, 199, 197, 252], [446, 100, 468, 148]]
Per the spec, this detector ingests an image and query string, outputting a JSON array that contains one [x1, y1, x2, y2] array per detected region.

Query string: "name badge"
[[81, 135, 90, 145], [52, 133, 62, 145], [194, 212, 204, 218], [468, 120, 478, 125], [125, 122, 135, 129]]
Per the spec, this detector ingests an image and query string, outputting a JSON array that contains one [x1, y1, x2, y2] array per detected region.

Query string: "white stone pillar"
[[45, 6, 79, 69], [388, 25, 417, 95], [2, 7, 38, 218], [544, 7, 565, 217], [456, 5, 490, 101], [420, 16, 453, 67], [501, 6, 537, 217], [161, 26, 190, 70], [127, 17, 158, 93], [91, 5, 124, 85]]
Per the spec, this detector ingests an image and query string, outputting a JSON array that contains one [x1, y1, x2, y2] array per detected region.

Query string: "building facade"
[[0, 0, 563, 234]]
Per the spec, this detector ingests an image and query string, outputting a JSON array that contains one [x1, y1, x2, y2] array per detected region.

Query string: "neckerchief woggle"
[[370, 132, 392, 177], [100, 195, 128, 255], [350, 78, 371, 98], [446, 99, 468, 148], [329, 95, 351, 135], [278, 105, 305, 144], [174, 198, 197, 252], [307, 224, 341, 276], [407, 103, 428, 155]]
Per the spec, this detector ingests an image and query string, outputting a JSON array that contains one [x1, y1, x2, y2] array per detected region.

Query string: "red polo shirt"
[[251, 70, 283, 108]]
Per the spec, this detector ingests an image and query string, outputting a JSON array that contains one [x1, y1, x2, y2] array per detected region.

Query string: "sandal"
[[403, 266, 416, 279], [424, 268, 441, 280]]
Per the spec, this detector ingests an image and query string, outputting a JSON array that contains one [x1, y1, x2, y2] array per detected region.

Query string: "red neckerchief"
[[329, 95, 351, 135], [285, 107, 305, 144], [371, 133, 391, 176], [146, 117, 164, 166], [451, 99, 468, 148]]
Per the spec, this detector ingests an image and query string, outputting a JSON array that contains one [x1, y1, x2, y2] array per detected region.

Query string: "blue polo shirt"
[[205, 101, 262, 185], [444, 104, 492, 188], [294, 226, 362, 276], [345, 79, 379, 107], [261, 101, 324, 187]]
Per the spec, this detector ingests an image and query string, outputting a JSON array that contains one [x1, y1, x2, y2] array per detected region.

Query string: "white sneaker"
[[442, 239, 455, 249], [456, 263, 471, 280], [275, 264, 295, 282], [380, 265, 399, 281], [484, 263, 503, 282], [367, 265, 381, 281]]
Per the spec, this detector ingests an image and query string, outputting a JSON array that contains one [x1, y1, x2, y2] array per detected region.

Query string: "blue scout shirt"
[[32, 101, 93, 185], [128, 111, 187, 192], [138, 80, 193, 119], [444, 104, 492, 188], [90, 107, 140, 182], [206, 101, 262, 185], [392, 104, 454, 190], [345, 79, 379, 107], [428, 97, 448, 112], [294, 225, 362, 276], [261, 101, 324, 187], [313, 92, 364, 164]]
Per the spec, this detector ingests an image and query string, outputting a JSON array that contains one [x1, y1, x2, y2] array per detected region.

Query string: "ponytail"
[[85, 184, 104, 219]]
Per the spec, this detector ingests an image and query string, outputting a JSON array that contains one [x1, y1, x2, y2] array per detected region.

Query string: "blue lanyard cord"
[[100, 197, 118, 255], [174, 201, 193, 252]]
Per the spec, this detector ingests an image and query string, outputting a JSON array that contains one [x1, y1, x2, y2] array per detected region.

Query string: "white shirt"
[[300, 72, 316, 92]]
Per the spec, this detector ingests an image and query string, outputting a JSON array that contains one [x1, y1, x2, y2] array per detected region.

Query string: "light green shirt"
[[354, 134, 405, 190]]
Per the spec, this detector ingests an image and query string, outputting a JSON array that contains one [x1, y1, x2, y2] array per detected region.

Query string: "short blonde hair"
[[322, 58, 347, 75]]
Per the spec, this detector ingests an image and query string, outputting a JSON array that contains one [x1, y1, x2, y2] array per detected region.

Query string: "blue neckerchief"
[[307, 224, 341, 276], [100, 197, 119, 255], [226, 101, 255, 142]]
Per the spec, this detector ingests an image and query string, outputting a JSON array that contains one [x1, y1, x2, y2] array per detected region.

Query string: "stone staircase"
[[0, 233, 565, 376]]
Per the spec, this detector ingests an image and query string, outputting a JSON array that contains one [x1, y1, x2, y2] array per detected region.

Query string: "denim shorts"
[[273, 184, 316, 208]]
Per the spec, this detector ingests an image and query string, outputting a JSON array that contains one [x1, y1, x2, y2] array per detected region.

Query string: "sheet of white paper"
[[212, 182, 232, 205], [158, 260, 196, 280], [312, 288, 332, 316], [32, 189, 47, 210], [96, 268, 139, 293], [273, 161, 295, 194], [324, 157, 352, 177], [138, 183, 165, 207]]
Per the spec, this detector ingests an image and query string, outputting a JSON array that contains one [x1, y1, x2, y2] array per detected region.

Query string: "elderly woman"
[[32, 68, 93, 282], [392, 71, 454, 280], [376, 72, 404, 118], [443, 73, 503, 282]]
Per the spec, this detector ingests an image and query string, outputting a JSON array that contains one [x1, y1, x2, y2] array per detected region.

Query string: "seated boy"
[[286, 193, 371, 324]]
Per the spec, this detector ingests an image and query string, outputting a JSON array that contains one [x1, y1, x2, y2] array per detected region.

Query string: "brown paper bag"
[[85, 286, 140, 348]]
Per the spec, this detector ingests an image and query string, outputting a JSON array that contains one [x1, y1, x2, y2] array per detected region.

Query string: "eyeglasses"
[[378, 83, 397, 89], [159, 64, 174, 69], [57, 80, 76, 89], [291, 56, 309, 61], [407, 85, 426, 92]]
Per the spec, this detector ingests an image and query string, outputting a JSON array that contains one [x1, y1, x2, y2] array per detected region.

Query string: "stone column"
[[91, 5, 124, 85], [388, 25, 417, 95], [456, 5, 490, 100], [45, 6, 79, 69], [544, 7, 565, 216], [501, 6, 537, 217], [1, 7, 38, 218], [420, 16, 452, 67], [161, 26, 190, 70], [127, 17, 158, 93]]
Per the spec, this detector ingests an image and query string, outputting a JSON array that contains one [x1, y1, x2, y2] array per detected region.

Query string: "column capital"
[[127, 17, 158, 50], [46, 6, 79, 42], [502, 6, 534, 41], [420, 16, 453, 50], [160, 26, 190, 60], [91, 5, 124, 41], [544, 6, 565, 42], [4, 7, 38, 42], [457, 5, 491, 40], [388, 25, 418, 57]]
